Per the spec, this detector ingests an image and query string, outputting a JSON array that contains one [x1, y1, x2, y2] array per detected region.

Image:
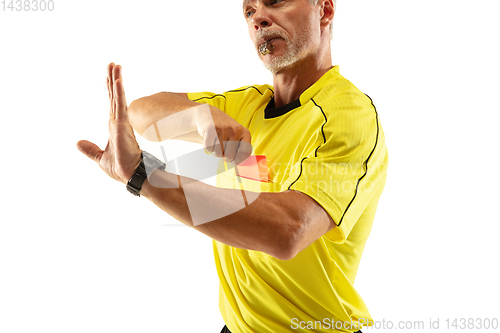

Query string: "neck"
[[272, 43, 332, 108]]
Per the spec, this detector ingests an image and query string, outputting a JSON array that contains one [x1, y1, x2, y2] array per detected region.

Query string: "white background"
[[1, 0, 499, 332]]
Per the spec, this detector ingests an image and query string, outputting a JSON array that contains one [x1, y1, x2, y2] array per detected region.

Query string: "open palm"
[[77, 63, 142, 184]]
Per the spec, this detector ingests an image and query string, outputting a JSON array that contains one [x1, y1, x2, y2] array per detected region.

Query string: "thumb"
[[76, 140, 103, 163]]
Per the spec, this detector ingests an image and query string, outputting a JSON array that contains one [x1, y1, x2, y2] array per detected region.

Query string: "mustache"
[[255, 29, 288, 46]]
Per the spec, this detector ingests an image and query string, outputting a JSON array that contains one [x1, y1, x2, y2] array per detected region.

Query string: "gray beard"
[[257, 30, 311, 75]]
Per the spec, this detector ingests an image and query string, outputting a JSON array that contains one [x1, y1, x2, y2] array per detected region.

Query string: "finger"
[[223, 140, 240, 163], [107, 62, 115, 99], [107, 77, 114, 117], [107, 63, 115, 116], [76, 140, 104, 163], [113, 64, 122, 83], [232, 132, 253, 165], [111, 65, 120, 119], [112, 65, 124, 119], [232, 141, 252, 165], [107, 62, 115, 83], [203, 126, 218, 154], [114, 78, 128, 121], [212, 135, 224, 158]]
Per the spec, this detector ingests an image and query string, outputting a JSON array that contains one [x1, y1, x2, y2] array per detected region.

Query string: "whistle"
[[259, 40, 274, 55]]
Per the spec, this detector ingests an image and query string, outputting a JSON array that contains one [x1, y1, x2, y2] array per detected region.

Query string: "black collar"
[[264, 97, 301, 119]]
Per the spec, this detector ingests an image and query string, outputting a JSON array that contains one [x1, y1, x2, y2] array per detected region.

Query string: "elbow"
[[279, 239, 301, 261], [127, 94, 161, 133], [273, 249, 297, 261], [128, 98, 158, 141], [272, 238, 300, 261], [271, 221, 303, 261]]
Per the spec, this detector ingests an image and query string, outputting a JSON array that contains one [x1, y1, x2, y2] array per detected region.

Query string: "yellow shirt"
[[187, 66, 388, 333]]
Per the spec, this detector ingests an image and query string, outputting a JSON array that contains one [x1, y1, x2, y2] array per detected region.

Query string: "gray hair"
[[309, 0, 336, 11], [310, 0, 336, 40]]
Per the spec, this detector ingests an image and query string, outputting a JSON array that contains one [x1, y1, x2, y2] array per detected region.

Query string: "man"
[[77, 0, 388, 332]]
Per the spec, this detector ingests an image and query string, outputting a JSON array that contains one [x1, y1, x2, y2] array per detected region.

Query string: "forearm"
[[140, 169, 299, 260], [128, 92, 204, 142]]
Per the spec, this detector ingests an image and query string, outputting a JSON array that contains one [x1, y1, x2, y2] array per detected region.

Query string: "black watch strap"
[[126, 151, 166, 197]]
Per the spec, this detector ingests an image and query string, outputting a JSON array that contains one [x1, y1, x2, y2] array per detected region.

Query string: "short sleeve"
[[187, 91, 227, 113], [187, 85, 273, 125], [287, 97, 388, 243]]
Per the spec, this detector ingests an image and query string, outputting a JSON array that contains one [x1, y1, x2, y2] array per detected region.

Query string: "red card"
[[235, 155, 269, 182]]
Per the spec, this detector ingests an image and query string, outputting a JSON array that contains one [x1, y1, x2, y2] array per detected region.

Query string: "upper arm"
[[172, 92, 189, 99], [280, 190, 336, 260]]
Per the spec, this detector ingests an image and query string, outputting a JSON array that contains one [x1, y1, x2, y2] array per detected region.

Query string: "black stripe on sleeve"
[[287, 98, 328, 189], [336, 94, 380, 226], [192, 86, 273, 103], [227, 85, 266, 95], [312, 98, 328, 157], [287, 95, 380, 228], [287, 157, 308, 191], [192, 94, 226, 102]]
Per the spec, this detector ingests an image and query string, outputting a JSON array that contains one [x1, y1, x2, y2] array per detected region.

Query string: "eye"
[[271, 0, 284, 4], [245, 10, 255, 18]]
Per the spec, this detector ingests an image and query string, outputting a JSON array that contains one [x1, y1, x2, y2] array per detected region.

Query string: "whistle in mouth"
[[259, 40, 274, 55]]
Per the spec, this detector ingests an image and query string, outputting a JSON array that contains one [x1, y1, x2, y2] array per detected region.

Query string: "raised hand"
[[77, 63, 142, 184]]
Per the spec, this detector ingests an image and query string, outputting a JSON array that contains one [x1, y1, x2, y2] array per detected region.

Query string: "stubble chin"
[[264, 57, 293, 75], [259, 36, 309, 75], [258, 45, 297, 75]]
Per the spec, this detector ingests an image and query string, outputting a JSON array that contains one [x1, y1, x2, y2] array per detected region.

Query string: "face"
[[243, 0, 321, 74]]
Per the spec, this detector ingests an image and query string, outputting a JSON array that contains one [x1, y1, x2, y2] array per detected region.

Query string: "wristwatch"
[[126, 151, 166, 197]]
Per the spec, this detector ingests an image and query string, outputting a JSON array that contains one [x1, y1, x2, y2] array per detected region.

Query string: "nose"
[[252, 5, 272, 30]]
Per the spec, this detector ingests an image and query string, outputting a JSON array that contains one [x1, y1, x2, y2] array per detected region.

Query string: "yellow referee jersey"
[[187, 66, 388, 333]]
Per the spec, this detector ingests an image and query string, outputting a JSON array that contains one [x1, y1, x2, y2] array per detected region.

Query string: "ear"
[[319, 0, 334, 29]]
